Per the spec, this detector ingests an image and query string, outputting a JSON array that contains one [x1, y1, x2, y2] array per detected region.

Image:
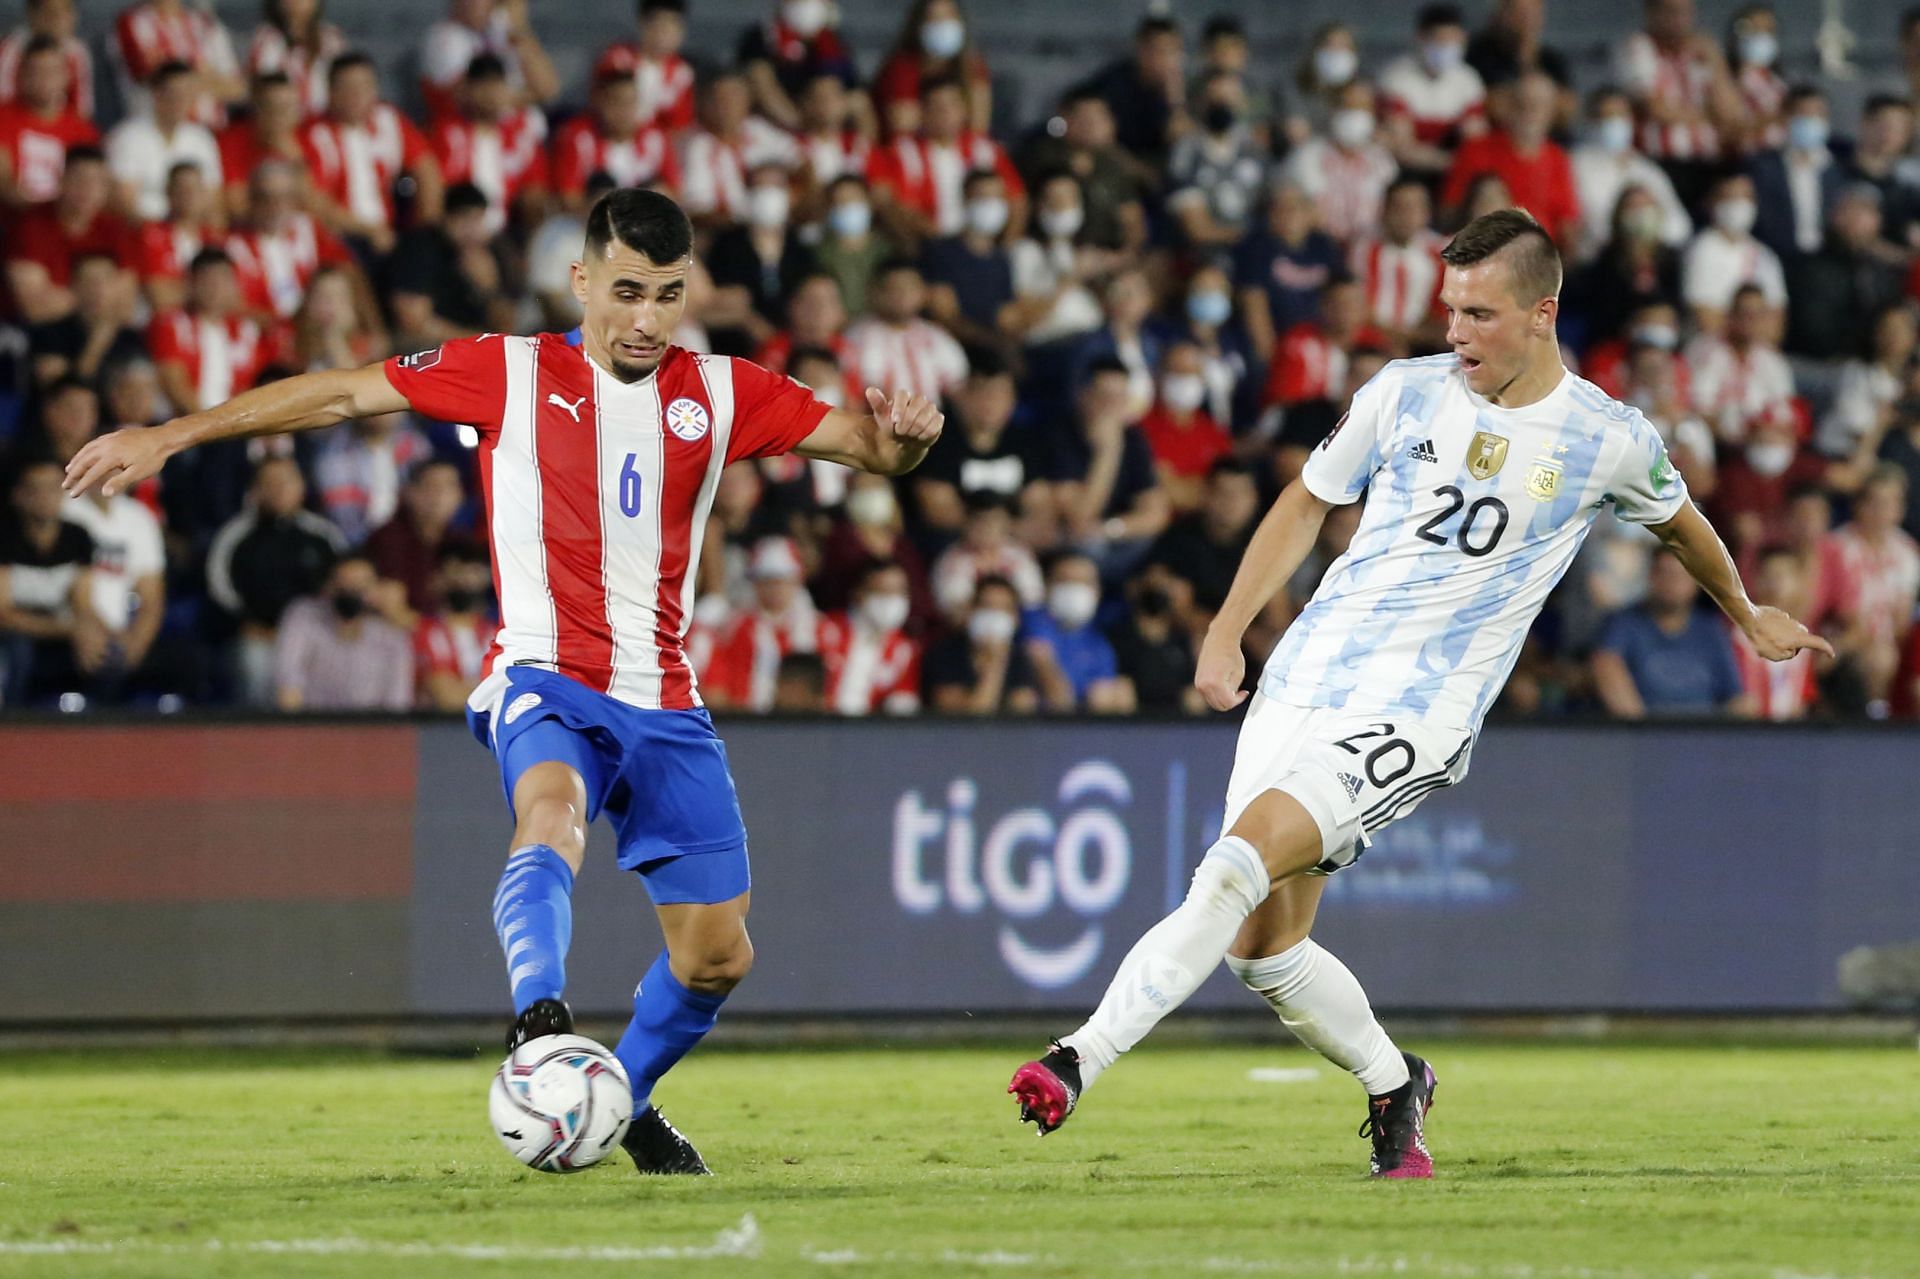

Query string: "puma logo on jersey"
[[1408, 439, 1439, 463], [546, 392, 587, 423]]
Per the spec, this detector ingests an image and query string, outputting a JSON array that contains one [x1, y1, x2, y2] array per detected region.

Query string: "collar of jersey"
[[1463, 362, 1572, 415]]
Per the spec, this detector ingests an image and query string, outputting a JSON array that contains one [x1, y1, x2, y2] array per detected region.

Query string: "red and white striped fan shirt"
[[1348, 229, 1445, 334], [550, 115, 679, 200], [1731, 625, 1816, 720], [797, 128, 871, 188], [147, 310, 268, 410], [702, 598, 822, 711], [226, 212, 352, 319], [677, 119, 800, 220], [132, 216, 214, 288], [383, 336, 834, 712], [592, 44, 696, 134], [1616, 33, 1721, 161], [431, 108, 550, 232], [114, 1, 237, 127], [0, 103, 97, 204], [818, 613, 921, 715], [842, 317, 970, 405], [865, 131, 1024, 236], [245, 23, 348, 118], [300, 104, 432, 230], [0, 31, 94, 120]]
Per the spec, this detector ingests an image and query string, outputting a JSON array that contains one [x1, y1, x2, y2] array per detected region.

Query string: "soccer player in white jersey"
[[63, 189, 944, 1174], [1007, 209, 1832, 1178]]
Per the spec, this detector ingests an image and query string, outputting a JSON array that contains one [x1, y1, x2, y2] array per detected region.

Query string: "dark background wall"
[[2, 718, 1916, 1022]]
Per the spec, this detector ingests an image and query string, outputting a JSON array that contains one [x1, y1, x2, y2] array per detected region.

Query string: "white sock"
[[1061, 837, 1269, 1089], [1225, 938, 1410, 1096]]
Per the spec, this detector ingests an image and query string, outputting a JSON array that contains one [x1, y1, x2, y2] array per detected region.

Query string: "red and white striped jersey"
[[702, 597, 822, 711], [431, 108, 550, 232], [593, 44, 696, 134], [550, 115, 679, 200], [1376, 54, 1485, 147], [300, 105, 433, 229], [1279, 137, 1397, 246], [245, 22, 348, 117], [226, 213, 352, 319], [1348, 230, 1445, 334], [818, 613, 921, 715], [677, 120, 801, 220], [114, 1, 238, 128], [797, 128, 871, 188], [1615, 32, 1721, 161], [383, 336, 835, 712], [842, 317, 969, 405], [132, 216, 214, 286], [147, 310, 268, 410], [1731, 625, 1816, 720], [0, 30, 94, 120], [0, 103, 97, 204], [865, 132, 1025, 236]]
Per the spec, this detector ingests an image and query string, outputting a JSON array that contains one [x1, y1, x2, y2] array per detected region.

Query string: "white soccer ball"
[[489, 1034, 633, 1173]]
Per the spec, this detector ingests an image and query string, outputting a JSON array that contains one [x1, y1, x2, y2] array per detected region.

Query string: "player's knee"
[[514, 794, 586, 863], [681, 934, 753, 995], [1228, 788, 1328, 882]]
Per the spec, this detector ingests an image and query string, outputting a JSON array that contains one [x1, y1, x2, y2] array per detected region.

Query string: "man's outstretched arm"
[[1194, 477, 1336, 710], [1648, 497, 1834, 662], [795, 387, 945, 477], [64, 365, 409, 498]]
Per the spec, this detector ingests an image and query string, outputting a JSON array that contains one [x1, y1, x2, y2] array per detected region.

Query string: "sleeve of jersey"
[[382, 338, 507, 436], [725, 357, 833, 463], [1607, 412, 1689, 525], [1298, 368, 1395, 506]]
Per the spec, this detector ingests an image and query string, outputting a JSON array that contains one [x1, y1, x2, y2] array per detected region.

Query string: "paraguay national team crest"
[[665, 396, 711, 442], [1467, 430, 1509, 480]]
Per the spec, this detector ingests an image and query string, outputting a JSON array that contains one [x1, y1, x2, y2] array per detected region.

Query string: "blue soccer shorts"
[[467, 666, 751, 905]]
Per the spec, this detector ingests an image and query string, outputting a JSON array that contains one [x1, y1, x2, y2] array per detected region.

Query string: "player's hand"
[[1745, 605, 1835, 663], [63, 426, 177, 498], [865, 386, 944, 446], [1194, 627, 1248, 711]]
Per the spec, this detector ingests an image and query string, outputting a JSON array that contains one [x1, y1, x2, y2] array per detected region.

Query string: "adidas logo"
[[1338, 772, 1364, 801], [1409, 439, 1440, 463]]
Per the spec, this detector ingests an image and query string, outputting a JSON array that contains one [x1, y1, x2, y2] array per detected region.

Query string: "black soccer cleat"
[[622, 1104, 711, 1175], [503, 997, 574, 1052], [1359, 1051, 1438, 1179], [1007, 1040, 1083, 1135]]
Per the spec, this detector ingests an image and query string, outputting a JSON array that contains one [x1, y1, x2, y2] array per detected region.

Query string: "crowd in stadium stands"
[[2, 0, 1919, 722]]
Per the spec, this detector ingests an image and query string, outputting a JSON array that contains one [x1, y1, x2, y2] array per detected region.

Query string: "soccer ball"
[[489, 1034, 632, 1172]]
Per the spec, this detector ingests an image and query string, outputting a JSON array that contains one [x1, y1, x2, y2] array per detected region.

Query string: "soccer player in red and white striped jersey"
[[64, 188, 945, 1177]]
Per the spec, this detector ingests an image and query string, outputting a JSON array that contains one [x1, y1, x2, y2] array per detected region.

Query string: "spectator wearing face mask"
[[814, 471, 932, 619], [1571, 86, 1692, 265], [1346, 176, 1447, 352], [819, 559, 922, 715], [1378, 4, 1487, 180], [922, 168, 1018, 353], [701, 536, 823, 713], [1618, 336, 1718, 500], [1282, 78, 1397, 246], [1686, 283, 1797, 448], [1022, 551, 1132, 714], [677, 69, 802, 226], [1139, 340, 1232, 512], [1166, 70, 1266, 250], [737, 0, 856, 132], [1565, 195, 1685, 351], [1003, 170, 1110, 349], [874, 0, 992, 138], [704, 162, 816, 355], [1108, 570, 1201, 714], [1680, 172, 1786, 334], [273, 554, 413, 712], [1707, 412, 1826, 559], [924, 574, 1040, 715], [1748, 85, 1842, 263], [1193, 17, 1275, 151], [413, 542, 497, 712], [1014, 88, 1152, 254], [1725, 4, 1787, 153], [1168, 263, 1255, 430], [1441, 69, 1580, 248], [1287, 23, 1361, 145], [815, 174, 895, 317], [930, 490, 1044, 624], [844, 258, 970, 406], [866, 74, 1025, 244]]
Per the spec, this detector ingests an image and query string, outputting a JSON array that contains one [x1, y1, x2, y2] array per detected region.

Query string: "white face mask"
[[1420, 40, 1462, 76], [748, 184, 791, 228], [1594, 115, 1634, 154], [1714, 197, 1757, 235], [811, 380, 844, 409], [1330, 107, 1374, 149], [1047, 580, 1100, 629], [1623, 204, 1664, 241], [968, 608, 1018, 645], [1630, 323, 1678, 351], [1738, 31, 1778, 69], [1747, 441, 1795, 478], [1162, 372, 1206, 412], [1040, 205, 1083, 240], [827, 200, 871, 239], [966, 195, 1009, 238], [784, 0, 829, 38], [846, 485, 897, 527], [861, 591, 910, 632], [1314, 45, 1357, 87], [921, 17, 965, 59]]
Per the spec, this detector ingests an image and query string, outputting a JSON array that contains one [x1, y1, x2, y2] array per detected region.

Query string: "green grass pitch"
[[0, 1040, 1914, 1277]]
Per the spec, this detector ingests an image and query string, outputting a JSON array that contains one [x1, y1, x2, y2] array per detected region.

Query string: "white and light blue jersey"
[[1262, 354, 1688, 736]]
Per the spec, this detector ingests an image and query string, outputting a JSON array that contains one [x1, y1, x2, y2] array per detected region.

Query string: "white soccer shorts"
[[1221, 693, 1475, 875]]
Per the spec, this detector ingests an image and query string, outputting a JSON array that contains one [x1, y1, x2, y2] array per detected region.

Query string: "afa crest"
[[665, 396, 711, 441], [1525, 459, 1563, 501]]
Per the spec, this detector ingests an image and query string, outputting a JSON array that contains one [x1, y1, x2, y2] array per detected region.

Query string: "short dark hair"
[[1207, 456, 1255, 483], [965, 345, 1011, 380], [639, 0, 686, 15], [1202, 16, 1244, 42], [252, 69, 295, 94], [973, 572, 1019, 604], [1785, 83, 1826, 110], [329, 51, 375, 82], [584, 188, 692, 264], [876, 256, 923, 282], [1864, 92, 1914, 116], [63, 143, 104, 167], [1440, 207, 1562, 303], [786, 343, 840, 372], [1082, 354, 1130, 381], [189, 246, 233, 274], [1136, 16, 1179, 41], [1416, 3, 1465, 32], [466, 52, 507, 82], [21, 34, 61, 60], [445, 181, 489, 216], [44, 373, 94, 402], [150, 59, 193, 88], [962, 166, 1005, 195], [920, 72, 966, 101]]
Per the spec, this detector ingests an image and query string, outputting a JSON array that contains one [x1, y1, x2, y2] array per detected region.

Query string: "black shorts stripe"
[[1356, 737, 1472, 825], [1361, 776, 1450, 832]]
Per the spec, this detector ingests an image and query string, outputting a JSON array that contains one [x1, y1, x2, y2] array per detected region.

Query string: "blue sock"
[[614, 951, 727, 1114], [491, 844, 575, 1015]]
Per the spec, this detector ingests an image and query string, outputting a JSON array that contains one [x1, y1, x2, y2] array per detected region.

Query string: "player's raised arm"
[[1194, 476, 1337, 710], [63, 364, 409, 499], [794, 386, 945, 477], [1648, 497, 1835, 662]]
